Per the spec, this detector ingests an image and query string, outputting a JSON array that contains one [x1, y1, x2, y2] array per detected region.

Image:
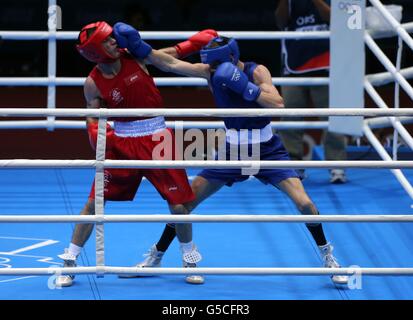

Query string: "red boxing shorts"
[[89, 129, 195, 205]]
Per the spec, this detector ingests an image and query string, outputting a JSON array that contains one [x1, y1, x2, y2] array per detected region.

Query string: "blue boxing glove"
[[212, 62, 261, 102], [113, 22, 152, 59]]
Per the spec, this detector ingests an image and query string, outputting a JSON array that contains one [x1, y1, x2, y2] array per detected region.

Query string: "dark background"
[[0, 0, 412, 159]]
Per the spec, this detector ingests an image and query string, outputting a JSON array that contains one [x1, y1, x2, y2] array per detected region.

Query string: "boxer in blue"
[[112, 23, 348, 285], [193, 37, 299, 189]]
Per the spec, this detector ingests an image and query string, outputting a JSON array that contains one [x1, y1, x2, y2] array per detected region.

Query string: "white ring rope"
[[1, 108, 413, 117], [2, 117, 413, 130], [0, 71, 410, 88], [367, 66, 413, 86], [0, 160, 412, 169], [0, 69, 411, 87], [0, 214, 412, 223], [403, 22, 413, 33], [0, 77, 329, 87], [0, 31, 330, 41], [366, 116, 413, 129], [0, 120, 330, 130], [0, 267, 412, 276]]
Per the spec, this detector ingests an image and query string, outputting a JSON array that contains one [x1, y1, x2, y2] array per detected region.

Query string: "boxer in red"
[[56, 21, 216, 287]]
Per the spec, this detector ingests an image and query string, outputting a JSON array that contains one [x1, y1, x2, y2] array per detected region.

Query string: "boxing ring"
[[1, 0, 413, 299]]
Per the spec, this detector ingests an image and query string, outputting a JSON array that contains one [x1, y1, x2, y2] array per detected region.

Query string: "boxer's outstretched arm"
[[158, 47, 179, 58], [146, 49, 210, 80]]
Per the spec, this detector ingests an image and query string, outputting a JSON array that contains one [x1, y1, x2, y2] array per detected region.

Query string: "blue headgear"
[[200, 37, 240, 66]]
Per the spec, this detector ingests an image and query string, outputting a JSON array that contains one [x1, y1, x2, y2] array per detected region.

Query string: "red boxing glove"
[[87, 122, 115, 151], [175, 29, 218, 58]]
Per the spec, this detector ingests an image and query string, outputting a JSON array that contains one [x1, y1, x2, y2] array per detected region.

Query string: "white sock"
[[68, 243, 82, 257], [180, 241, 194, 254], [318, 243, 332, 255], [319, 242, 331, 248]]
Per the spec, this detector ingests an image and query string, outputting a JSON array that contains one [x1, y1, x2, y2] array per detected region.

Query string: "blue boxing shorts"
[[198, 134, 299, 187]]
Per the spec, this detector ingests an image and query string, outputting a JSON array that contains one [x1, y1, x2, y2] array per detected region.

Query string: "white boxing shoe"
[[319, 243, 348, 285], [118, 244, 164, 278], [182, 244, 204, 285], [55, 249, 77, 287]]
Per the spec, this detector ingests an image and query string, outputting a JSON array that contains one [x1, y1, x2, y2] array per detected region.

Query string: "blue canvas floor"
[[0, 166, 413, 300]]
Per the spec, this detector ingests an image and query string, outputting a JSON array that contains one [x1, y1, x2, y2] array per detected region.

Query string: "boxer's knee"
[[169, 204, 190, 215], [191, 177, 204, 194], [297, 199, 317, 216]]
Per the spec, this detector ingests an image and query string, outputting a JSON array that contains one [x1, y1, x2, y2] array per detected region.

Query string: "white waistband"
[[114, 117, 166, 137], [226, 123, 273, 145]]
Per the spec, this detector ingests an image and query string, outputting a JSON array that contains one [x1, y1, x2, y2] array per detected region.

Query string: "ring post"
[[329, 0, 365, 136], [47, 0, 57, 132], [95, 117, 107, 278]]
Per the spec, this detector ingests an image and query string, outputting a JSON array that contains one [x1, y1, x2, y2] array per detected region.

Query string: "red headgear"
[[76, 21, 116, 63]]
